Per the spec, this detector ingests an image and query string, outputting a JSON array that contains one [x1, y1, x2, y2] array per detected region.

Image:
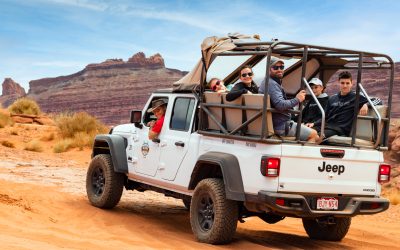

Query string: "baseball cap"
[[309, 78, 323, 86], [270, 56, 284, 67]]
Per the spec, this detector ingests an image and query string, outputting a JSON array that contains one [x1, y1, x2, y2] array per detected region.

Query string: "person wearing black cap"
[[259, 57, 319, 142], [147, 99, 167, 140]]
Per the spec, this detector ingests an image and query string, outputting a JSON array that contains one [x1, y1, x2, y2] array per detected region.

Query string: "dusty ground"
[[0, 123, 400, 249]]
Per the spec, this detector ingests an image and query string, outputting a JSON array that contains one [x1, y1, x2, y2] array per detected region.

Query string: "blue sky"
[[1, 0, 399, 94]]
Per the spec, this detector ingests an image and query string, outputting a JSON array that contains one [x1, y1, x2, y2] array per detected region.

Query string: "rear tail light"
[[275, 198, 285, 206], [260, 156, 280, 177], [378, 164, 391, 183]]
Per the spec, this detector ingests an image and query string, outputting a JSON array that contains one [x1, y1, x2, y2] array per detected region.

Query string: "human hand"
[[359, 104, 368, 116], [305, 123, 314, 128], [147, 120, 156, 127], [296, 90, 306, 102], [219, 85, 227, 92]]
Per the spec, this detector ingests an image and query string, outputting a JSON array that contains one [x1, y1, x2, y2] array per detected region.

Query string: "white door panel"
[[159, 97, 196, 181]]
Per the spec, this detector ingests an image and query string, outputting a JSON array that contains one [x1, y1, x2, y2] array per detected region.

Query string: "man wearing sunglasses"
[[226, 65, 259, 101], [259, 57, 319, 142]]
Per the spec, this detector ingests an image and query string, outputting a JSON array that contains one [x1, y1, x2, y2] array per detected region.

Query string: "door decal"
[[141, 142, 150, 157]]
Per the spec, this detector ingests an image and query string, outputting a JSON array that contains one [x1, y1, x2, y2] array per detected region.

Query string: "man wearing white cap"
[[259, 57, 319, 142], [302, 78, 329, 125]]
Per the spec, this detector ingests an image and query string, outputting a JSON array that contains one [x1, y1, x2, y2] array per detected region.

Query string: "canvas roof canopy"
[[173, 33, 261, 91]]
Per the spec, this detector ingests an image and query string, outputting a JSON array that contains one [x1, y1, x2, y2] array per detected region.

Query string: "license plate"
[[317, 197, 338, 210]]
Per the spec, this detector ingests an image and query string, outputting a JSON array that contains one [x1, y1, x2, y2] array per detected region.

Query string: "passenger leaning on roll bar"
[[259, 57, 319, 143], [307, 71, 368, 138]]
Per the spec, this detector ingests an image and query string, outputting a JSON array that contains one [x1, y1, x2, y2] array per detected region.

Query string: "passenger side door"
[[159, 97, 196, 181]]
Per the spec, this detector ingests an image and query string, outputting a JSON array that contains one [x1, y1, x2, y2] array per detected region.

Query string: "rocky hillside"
[[26, 53, 186, 125], [0, 78, 26, 107]]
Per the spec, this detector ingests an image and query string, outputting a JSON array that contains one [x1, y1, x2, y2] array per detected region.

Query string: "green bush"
[[8, 98, 41, 115]]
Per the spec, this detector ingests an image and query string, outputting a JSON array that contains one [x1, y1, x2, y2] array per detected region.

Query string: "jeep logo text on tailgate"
[[318, 161, 345, 175]]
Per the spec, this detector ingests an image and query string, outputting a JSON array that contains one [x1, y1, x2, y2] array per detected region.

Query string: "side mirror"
[[130, 110, 143, 129]]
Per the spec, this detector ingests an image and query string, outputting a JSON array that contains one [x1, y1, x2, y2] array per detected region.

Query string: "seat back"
[[222, 93, 243, 132], [355, 105, 387, 141], [243, 94, 274, 136], [204, 92, 223, 131]]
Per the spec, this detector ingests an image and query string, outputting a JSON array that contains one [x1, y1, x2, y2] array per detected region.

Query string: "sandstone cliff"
[[27, 53, 186, 125], [0, 78, 26, 107]]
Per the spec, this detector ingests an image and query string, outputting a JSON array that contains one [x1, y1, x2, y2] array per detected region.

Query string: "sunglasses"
[[272, 65, 285, 70], [212, 80, 221, 91], [241, 72, 253, 78]]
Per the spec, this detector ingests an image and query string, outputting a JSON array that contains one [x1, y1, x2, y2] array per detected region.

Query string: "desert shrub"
[[1, 140, 15, 148], [53, 139, 73, 153], [24, 140, 43, 152], [387, 190, 400, 205], [0, 112, 14, 128], [55, 112, 107, 138], [71, 131, 94, 150], [8, 97, 41, 115], [41, 132, 55, 141]]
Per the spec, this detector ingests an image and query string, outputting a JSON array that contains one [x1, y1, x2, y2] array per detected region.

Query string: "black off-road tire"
[[190, 178, 238, 244], [302, 217, 351, 241], [182, 197, 191, 210], [86, 154, 125, 209]]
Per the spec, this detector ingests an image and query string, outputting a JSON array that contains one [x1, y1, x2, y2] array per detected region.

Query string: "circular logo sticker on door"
[[141, 142, 149, 157]]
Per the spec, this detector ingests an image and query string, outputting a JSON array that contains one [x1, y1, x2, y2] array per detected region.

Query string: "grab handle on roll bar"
[[359, 83, 382, 148]]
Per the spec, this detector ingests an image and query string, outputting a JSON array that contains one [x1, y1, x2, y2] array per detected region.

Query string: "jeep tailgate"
[[278, 145, 383, 196]]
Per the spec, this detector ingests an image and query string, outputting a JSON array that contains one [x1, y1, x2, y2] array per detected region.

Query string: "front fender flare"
[[92, 134, 128, 174]]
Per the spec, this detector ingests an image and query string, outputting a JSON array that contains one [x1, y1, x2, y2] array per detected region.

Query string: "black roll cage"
[[196, 40, 394, 150]]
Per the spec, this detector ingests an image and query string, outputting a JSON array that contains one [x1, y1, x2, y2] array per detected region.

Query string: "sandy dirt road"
[[0, 146, 399, 249]]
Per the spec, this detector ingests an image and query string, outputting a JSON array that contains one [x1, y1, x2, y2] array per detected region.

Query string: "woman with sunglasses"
[[208, 78, 228, 93], [226, 65, 258, 101]]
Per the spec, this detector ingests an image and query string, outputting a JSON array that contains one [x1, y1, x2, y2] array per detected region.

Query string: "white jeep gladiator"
[[86, 35, 393, 244]]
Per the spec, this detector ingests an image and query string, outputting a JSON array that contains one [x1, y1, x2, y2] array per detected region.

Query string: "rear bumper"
[[249, 191, 389, 217]]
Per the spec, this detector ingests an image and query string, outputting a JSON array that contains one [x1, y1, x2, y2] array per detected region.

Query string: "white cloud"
[[40, 0, 107, 11]]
